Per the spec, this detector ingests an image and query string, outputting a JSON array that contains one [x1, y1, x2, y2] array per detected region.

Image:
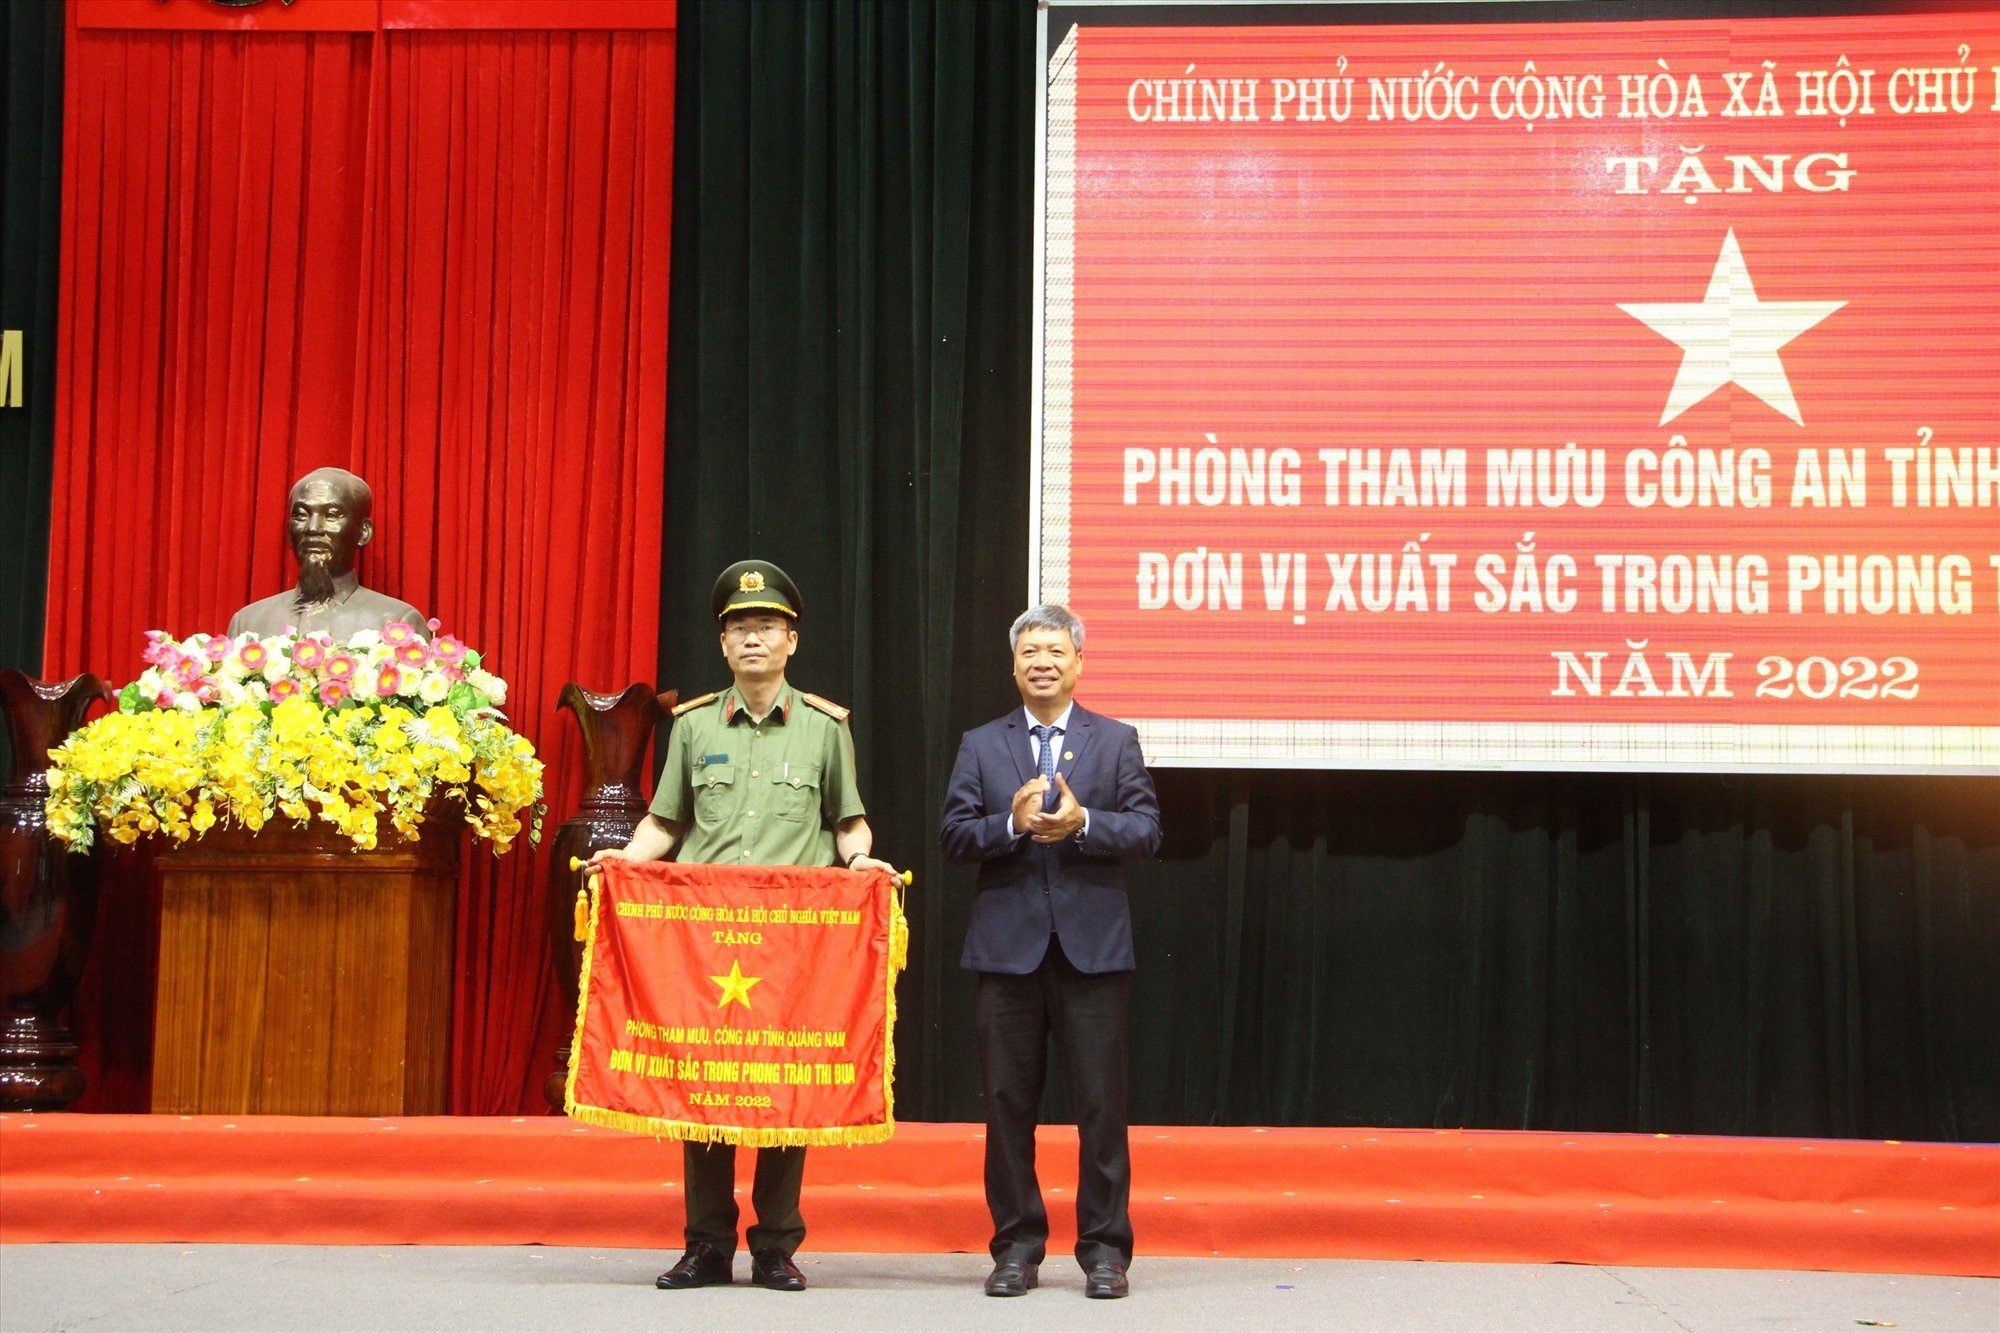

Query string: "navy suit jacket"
[[940, 703, 1161, 975]]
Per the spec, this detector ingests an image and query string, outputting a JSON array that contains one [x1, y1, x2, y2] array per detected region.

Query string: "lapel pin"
[[1063, 751, 1074, 762]]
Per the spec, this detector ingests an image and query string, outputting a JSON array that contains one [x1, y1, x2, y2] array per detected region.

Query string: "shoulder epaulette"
[[801, 692, 850, 721], [671, 691, 720, 717]]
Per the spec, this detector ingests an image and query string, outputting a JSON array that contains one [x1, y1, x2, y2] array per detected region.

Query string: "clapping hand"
[[1011, 776, 1050, 833], [1027, 772, 1084, 843]]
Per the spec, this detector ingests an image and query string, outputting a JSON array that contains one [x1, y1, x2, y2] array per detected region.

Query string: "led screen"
[[1035, 2, 2000, 771]]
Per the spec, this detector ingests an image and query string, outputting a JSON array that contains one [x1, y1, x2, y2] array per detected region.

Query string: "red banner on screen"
[[566, 861, 907, 1146], [1042, 11, 2000, 771]]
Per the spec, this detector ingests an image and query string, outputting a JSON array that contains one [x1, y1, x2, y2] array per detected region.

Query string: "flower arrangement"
[[45, 622, 544, 854]]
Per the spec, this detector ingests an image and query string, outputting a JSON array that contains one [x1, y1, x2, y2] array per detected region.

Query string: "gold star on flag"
[[710, 959, 762, 1010]]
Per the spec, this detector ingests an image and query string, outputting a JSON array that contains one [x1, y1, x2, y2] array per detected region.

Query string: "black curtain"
[[668, 0, 1999, 1142], [0, 0, 65, 782]]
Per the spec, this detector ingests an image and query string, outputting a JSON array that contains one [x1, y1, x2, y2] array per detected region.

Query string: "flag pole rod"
[[569, 855, 910, 887]]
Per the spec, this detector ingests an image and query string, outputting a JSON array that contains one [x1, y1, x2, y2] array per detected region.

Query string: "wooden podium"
[[152, 816, 460, 1115]]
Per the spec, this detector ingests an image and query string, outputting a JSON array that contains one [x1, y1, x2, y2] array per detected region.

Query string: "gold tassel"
[[880, 871, 912, 1133], [563, 867, 606, 1117], [569, 855, 598, 942]]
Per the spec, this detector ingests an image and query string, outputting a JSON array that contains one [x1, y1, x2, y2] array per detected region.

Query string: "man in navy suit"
[[940, 604, 1161, 1301]]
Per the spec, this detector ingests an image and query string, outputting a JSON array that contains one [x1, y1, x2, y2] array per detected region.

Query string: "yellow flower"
[[49, 637, 545, 854]]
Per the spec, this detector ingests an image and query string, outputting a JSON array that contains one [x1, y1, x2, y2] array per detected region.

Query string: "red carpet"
[[2, 1115, 1993, 1275]]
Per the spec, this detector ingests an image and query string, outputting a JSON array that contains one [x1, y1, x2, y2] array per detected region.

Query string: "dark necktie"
[[1030, 724, 1062, 812]]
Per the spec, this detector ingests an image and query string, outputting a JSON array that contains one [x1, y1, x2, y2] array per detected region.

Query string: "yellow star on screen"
[[710, 959, 762, 1010]]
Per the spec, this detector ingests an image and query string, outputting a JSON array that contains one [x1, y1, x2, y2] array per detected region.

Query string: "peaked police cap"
[[712, 559, 801, 621]]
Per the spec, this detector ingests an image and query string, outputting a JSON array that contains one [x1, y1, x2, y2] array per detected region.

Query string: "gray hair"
[[1008, 604, 1084, 653]]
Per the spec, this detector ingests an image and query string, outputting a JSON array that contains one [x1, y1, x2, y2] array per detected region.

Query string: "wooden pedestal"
[[152, 818, 460, 1116]]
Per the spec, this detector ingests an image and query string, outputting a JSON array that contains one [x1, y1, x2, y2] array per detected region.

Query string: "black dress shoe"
[[750, 1247, 807, 1291], [1083, 1262, 1129, 1299], [656, 1242, 733, 1289], [984, 1259, 1039, 1297]]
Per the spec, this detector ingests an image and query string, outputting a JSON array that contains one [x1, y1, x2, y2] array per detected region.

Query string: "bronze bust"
[[227, 468, 427, 641]]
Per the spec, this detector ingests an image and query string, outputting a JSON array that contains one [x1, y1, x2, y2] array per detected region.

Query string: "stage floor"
[[3, 1114, 1995, 1277], [2, 1245, 1994, 1333]]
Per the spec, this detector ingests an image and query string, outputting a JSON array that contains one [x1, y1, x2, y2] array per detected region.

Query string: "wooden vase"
[[0, 669, 113, 1110], [542, 682, 672, 1108]]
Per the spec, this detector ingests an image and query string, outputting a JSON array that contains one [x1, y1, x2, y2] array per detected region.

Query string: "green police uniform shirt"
[[649, 684, 865, 867]]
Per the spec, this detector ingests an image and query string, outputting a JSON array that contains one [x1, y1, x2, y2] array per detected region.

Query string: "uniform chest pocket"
[[770, 762, 821, 822], [693, 765, 736, 828]]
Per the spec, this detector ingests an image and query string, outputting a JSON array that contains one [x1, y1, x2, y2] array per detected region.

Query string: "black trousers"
[[975, 936, 1133, 1271], [681, 1142, 807, 1257]]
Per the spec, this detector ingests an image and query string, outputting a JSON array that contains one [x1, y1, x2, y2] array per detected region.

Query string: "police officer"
[[594, 559, 895, 1292]]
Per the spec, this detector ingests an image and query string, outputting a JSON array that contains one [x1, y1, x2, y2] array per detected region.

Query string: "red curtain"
[[47, 12, 673, 1114], [358, 28, 674, 1113]]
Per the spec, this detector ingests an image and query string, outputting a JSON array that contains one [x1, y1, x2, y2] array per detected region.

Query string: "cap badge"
[[739, 571, 766, 593]]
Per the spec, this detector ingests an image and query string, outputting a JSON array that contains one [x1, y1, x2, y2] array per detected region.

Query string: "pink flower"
[[269, 679, 300, 703], [318, 680, 351, 707], [293, 637, 330, 670], [238, 641, 270, 672], [374, 665, 404, 697], [430, 635, 468, 666], [382, 621, 419, 647], [201, 636, 231, 663], [154, 690, 176, 709], [393, 641, 429, 668], [142, 631, 173, 666], [173, 658, 205, 687], [323, 653, 359, 683]]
